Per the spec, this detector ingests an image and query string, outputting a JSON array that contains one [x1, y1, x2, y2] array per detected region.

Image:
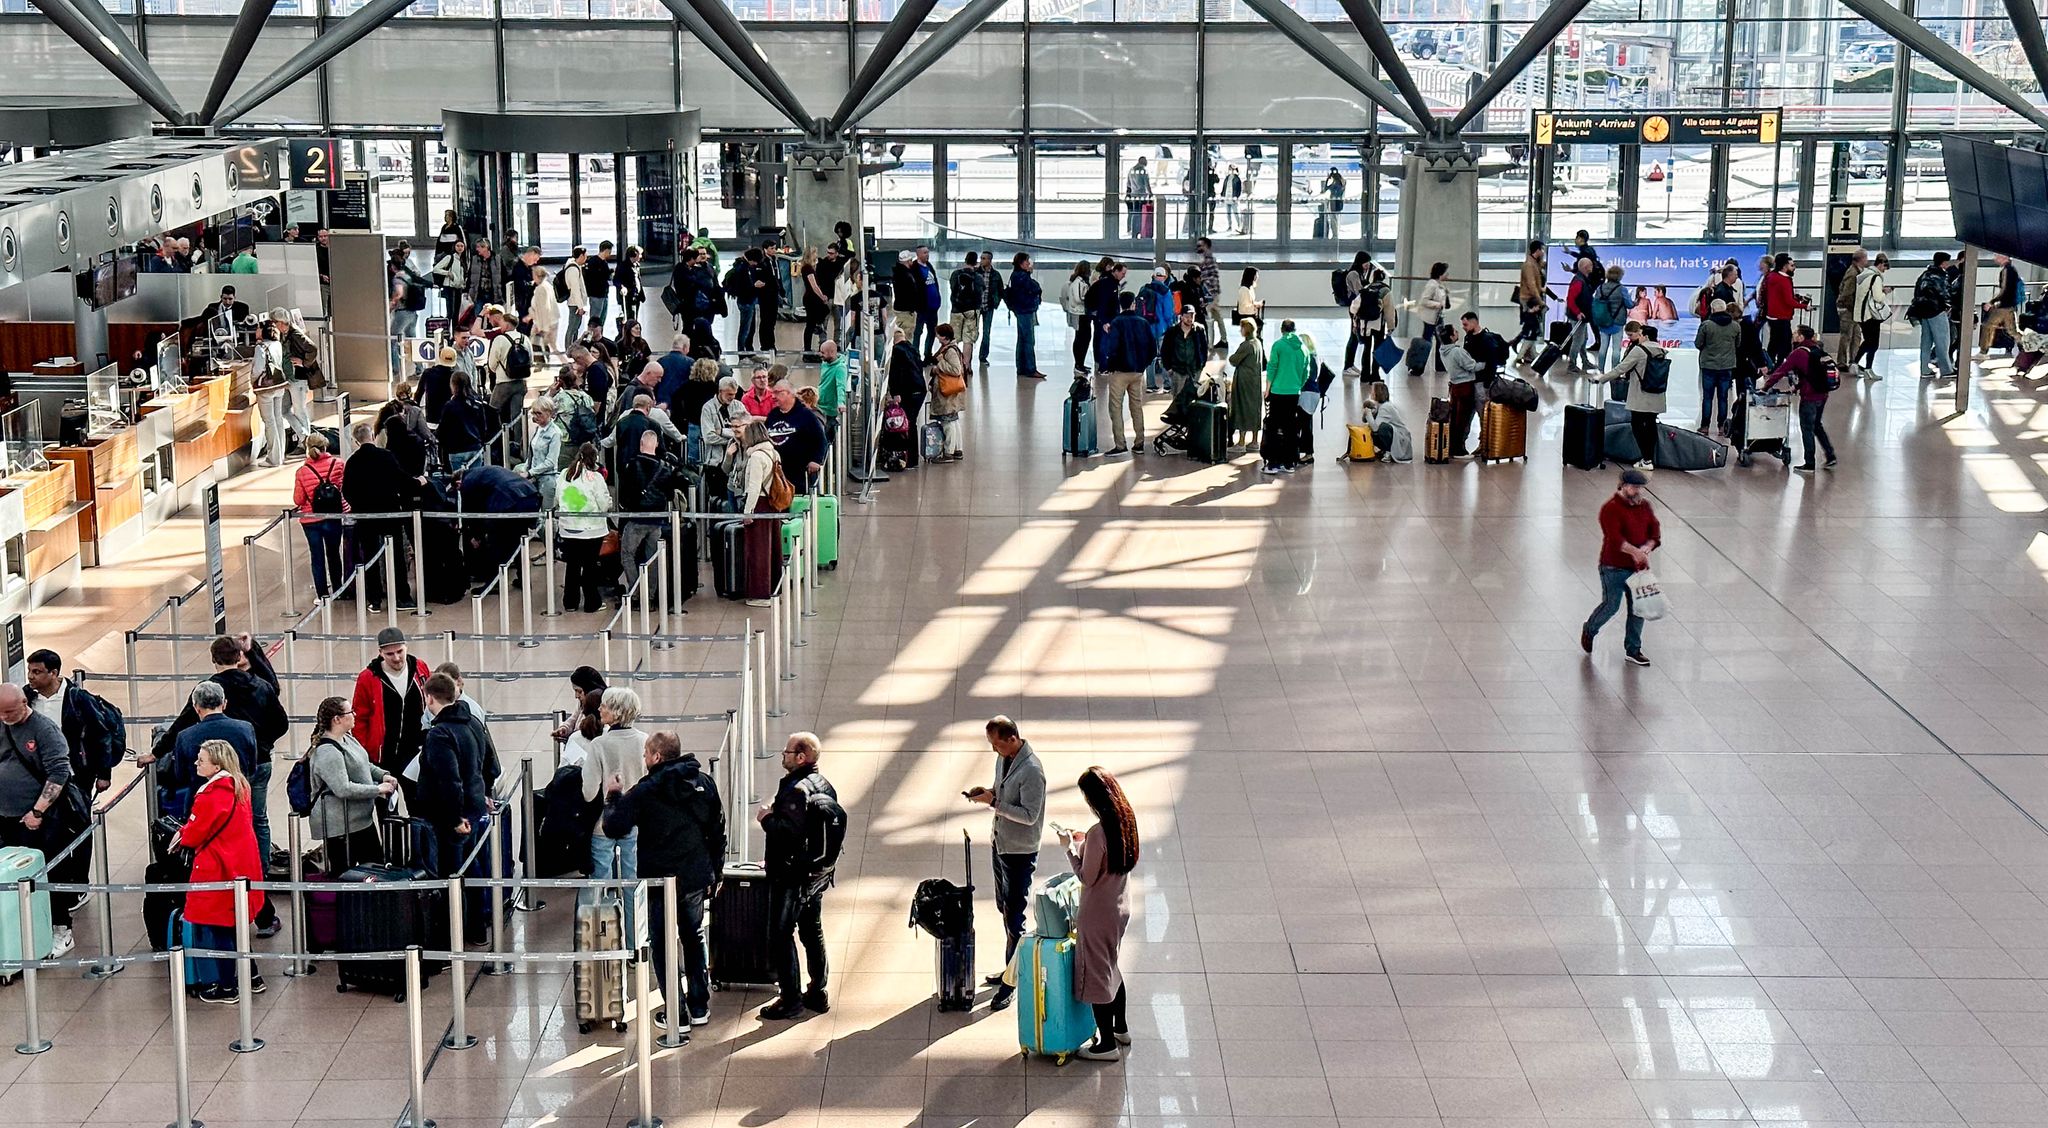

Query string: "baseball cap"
[[437, 346, 459, 365], [375, 626, 407, 648], [1619, 469, 1649, 487]]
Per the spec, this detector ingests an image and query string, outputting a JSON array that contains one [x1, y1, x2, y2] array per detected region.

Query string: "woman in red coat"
[[180, 739, 268, 1003]]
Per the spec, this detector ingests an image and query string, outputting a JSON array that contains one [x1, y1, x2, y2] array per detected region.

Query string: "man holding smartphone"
[[964, 715, 1046, 1011]]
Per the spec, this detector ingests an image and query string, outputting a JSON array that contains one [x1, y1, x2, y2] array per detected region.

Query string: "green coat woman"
[[1228, 325, 1266, 448]]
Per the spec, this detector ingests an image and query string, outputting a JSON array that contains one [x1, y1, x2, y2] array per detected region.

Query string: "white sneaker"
[[48, 927, 73, 958], [744, 598, 771, 608], [1342, 366, 1361, 378], [1634, 460, 1654, 471]]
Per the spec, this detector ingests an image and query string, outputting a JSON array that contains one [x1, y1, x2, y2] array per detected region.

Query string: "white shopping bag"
[[1626, 568, 1669, 621]]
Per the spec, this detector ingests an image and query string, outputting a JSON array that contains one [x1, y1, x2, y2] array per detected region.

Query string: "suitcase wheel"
[[1738, 451, 1751, 467], [393, 990, 406, 1003], [824, 561, 837, 570], [1054, 1052, 1072, 1066], [336, 982, 348, 994], [578, 1020, 593, 1034], [612, 1019, 628, 1033]]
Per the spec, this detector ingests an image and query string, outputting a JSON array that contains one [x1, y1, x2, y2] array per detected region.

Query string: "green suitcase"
[[781, 493, 841, 569]]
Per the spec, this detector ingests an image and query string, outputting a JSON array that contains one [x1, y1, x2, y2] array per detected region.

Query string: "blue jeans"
[[736, 303, 757, 352], [448, 448, 484, 475], [915, 309, 938, 356], [587, 829, 640, 941], [770, 880, 828, 1003], [1699, 368, 1732, 430], [188, 920, 236, 989], [1919, 316, 1953, 377], [1798, 399, 1835, 465], [249, 760, 272, 874], [1015, 312, 1037, 375], [1585, 565, 1645, 656], [979, 308, 997, 364], [390, 309, 419, 371], [302, 519, 345, 597], [649, 884, 710, 1017], [587, 297, 610, 338], [991, 847, 1038, 968], [1596, 327, 1624, 371]]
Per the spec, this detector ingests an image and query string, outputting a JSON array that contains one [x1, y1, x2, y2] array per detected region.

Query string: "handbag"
[[1374, 336, 1406, 374], [933, 346, 967, 398], [1625, 568, 1669, 621]]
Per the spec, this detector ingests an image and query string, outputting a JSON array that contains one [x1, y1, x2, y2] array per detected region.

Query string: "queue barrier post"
[[319, 589, 334, 671], [169, 598, 183, 673], [542, 513, 559, 618], [280, 630, 299, 717], [167, 946, 203, 1128], [656, 544, 673, 647], [766, 594, 784, 719], [753, 629, 769, 758], [517, 755, 543, 913], [783, 565, 800, 675], [471, 591, 486, 674], [736, 623, 751, 764], [14, 878, 51, 1054], [86, 820, 120, 980], [354, 563, 369, 639], [284, 815, 311, 978], [487, 813, 510, 975], [281, 513, 301, 619], [657, 876, 688, 1050], [497, 561, 512, 667], [229, 878, 264, 1053], [519, 529, 537, 646], [412, 511, 430, 621], [443, 877, 476, 1050], [639, 556, 655, 655], [125, 630, 141, 720], [384, 537, 401, 629], [628, 947, 662, 1128], [403, 946, 434, 1128], [668, 509, 686, 618], [243, 534, 259, 629]]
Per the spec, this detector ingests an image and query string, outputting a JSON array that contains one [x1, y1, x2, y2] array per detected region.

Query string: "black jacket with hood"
[[601, 753, 725, 891]]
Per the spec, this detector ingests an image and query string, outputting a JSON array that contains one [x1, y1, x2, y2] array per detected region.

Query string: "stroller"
[[1150, 370, 1220, 456]]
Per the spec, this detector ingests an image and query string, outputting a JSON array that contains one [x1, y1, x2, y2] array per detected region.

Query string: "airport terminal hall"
[[8, 0, 2048, 1125]]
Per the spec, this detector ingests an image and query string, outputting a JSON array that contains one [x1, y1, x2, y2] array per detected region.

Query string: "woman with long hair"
[[618, 245, 645, 325], [800, 246, 830, 353], [180, 739, 267, 1003], [1064, 766, 1139, 1061], [556, 441, 613, 612], [1062, 261, 1094, 374], [306, 695, 397, 870]]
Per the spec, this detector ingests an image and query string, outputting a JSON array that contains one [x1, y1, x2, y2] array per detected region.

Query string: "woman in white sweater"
[[737, 419, 783, 606], [555, 442, 613, 613], [581, 686, 648, 900]]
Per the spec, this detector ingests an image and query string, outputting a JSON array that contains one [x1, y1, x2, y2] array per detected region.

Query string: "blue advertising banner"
[[1547, 242, 1767, 350]]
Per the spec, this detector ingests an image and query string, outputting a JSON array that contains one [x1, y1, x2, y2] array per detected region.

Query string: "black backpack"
[[1330, 268, 1350, 307], [504, 335, 532, 384], [77, 686, 127, 775], [552, 270, 570, 302], [1639, 351, 1672, 395], [562, 395, 600, 447], [1470, 330, 1509, 369], [1806, 347, 1841, 392], [308, 461, 345, 514]]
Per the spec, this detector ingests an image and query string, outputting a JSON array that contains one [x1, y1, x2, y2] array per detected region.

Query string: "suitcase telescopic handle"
[[962, 827, 972, 888]]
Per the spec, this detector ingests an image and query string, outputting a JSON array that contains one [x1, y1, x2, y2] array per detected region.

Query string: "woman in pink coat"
[[1063, 766, 1139, 1062]]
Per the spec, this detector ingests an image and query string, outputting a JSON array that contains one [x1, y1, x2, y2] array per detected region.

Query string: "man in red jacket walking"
[[1580, 469, 1661, 667]]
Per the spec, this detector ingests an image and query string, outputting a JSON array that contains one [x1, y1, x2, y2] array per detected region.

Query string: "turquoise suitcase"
[[0, 846, 52, 975], [1032, 873, 1082, 939], [781, 493, 841, 569], [1016, 934, 1093, 1064]]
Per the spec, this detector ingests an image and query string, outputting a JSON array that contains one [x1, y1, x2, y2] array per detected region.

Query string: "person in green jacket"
[[690, 229, 720, 275], [1264, 321, 1311, 475], [815, 339, 846, 439]]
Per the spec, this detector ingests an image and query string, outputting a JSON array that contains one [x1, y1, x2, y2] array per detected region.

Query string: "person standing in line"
[[179, 739, 266, 1003], [1087, 259, 1127, 372], [618, 245, 645, 327], [531, 267, 562, 361], [1764, 323, 1838, 474], [350, 627, 430, 801], [725, 251, 759, 356], [1834, 249, 1867, 366], [1760, 253, 1811, 365], [1513, 240, 1557, 364], [583, 242, 616, 338], [964, 716, 1045, 1013], [0, 683, 78, 956], [1160, 304, 1208, 397], [580, 686, 647, 893], [1580, 468, 1659, 668], [1097, 292, 1156, 457], [341, 422, 418, 611], [1062, 261, 1094, 375], [1195, 237, 1225, 344], [292, 433, 348, 599], [1693, 299, 1740, 436], [1978, 253, 2024, 358], [799, 247, 832, 355], [1592, 320, 1668, 472], [977, 251, 1005, 372], [555, 443, 612, 614], [913, 246, 942, 357], [1228, 317, 1265, 453], [1590, 263, 1630, 372], [602, 729, 724, 1030], [1005, 253, 1043, 380], [1852, 253, 1890, 379], [757, 732, 846, 1021], [1439, 323, 1484, 460], [416, 673, 487, 879], [1262, 319, 1310, 475], [562, 246, 590, 345], [947, 252, 984, 375], [1341, 251, 1373, 376], [1909, 251, 1956, 381], [305, 696, 397, 871], [1064, 766, 1139, 1062], [1407, 261, 1451, 376]]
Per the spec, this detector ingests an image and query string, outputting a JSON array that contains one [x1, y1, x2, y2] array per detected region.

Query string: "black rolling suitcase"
[[909, 830, 977, 1013], [1562, 403, 1605, 470], [1187, 399, 1228, 464], [333, 815, 446, 1000], [711, 519, 744, 601], [1533, 343, 1566, 375], [709, 862, 776, 989]]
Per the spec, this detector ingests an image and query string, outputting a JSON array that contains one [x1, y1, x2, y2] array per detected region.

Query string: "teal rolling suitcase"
[[1016, 934, 1093, 1064], [781, 493, 841, 569], [0, 847, 51, 976]]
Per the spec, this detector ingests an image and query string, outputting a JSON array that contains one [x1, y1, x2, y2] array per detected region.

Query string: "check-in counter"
[[49, 404, 174, 563], [139, 367, 253, 509], [0, 463, 85, 610]]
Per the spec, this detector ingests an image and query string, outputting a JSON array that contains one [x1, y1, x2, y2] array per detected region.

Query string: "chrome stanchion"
[[166, 946, 202, 1128], [638, 558, 654, 656], [519, 531, 537, 647], [283, 815, 310, 978], [243, 534, 260, 628], [319, 591, 334, 670], [124, 630, 141, 718], [169, 599, 183, 672], [805, 502, 819, 612], [144, 759, 161, 827], [443, 878, 475, 1050], [280, 515, 300, 618], [753, 630, 769, 758], [738, 618, 753, 763], [354, 566, 369, 638], [767, 600, 786, 718], [516, 755, 543, 913], [280, 631, 299, 717], [440, 629, 457, 670], [413, 511, 430, 620], [783, 568, 800, 673], [14, 879, 50, 1054], [657, 877, 687, 1049], [542, 513, 559, 617], [486, 815, 509, 975], [628, 948, 662, 1128], [471, 593, 486, 673], [86, 821, 119, 979], [496, 562, 512, 667], [402, 946, 434, 1128], [384, 537, 400, 628], [229, 878, 263, 1053], [655, 546, 673, 647], [668, 510, 686, 616], [602, 628, 615, 679]]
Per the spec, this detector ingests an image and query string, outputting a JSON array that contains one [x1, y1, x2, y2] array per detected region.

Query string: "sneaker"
[[199, 984, 239, 1005], [1114, 1030, 1132, 1046], [1794, 463, 1815, 473], [1077, 1042, 1121, 1062], [1633, 459, 1654, 471], [1624, 651, 1651, 667], [1105, 445, 1129, 456], [744, 598, 772, 608], [1823, 458, 1837, 470], [1579, 628, 1593, 655], [48, 926, 72, 958], [689, 1010, 710, 1026], [1342, 366, 1362, 378], [250, 975, 268, 995], [982, 972, 1007, 987], [802, 989, 830, 1014], [255, 920, 280, 939], [758, 998, 805, 1021], [68, 892, 89, 914]]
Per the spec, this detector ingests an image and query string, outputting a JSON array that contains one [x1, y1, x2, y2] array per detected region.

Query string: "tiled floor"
[[19, 314, 2048, 1126]]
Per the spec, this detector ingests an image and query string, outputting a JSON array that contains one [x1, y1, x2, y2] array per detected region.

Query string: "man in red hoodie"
[[1761, 252, 1811, 366], [1580, 469, 1661, 667], [352, 626, 430, 805]]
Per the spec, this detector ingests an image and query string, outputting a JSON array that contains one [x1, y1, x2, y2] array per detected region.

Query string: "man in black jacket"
[[757, 731, 845, 1020], [616, 429, 685, 579], [754, 241, 784, 352], [23, 650, 116, 796], [343, 422, 419, 610], [603, 731, 724, 1027], [417, 673, 487, 878], [1979, 253, 2024, 358]]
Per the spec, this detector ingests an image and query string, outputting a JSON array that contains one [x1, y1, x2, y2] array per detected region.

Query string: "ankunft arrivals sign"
[[1534, 109, 1782, 146]]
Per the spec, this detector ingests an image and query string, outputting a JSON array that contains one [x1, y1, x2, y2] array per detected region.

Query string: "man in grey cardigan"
[[964, 714, 1045, 1011]]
